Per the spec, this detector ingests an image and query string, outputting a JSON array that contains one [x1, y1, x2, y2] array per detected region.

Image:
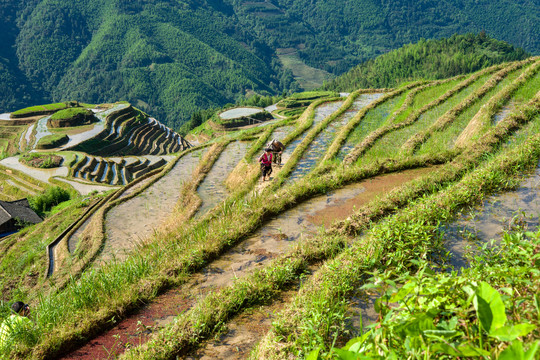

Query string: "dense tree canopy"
[[0, 0, 537, 128], [323, 33, 529, 91]]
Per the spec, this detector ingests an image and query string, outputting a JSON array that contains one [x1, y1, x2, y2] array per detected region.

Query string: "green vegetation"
[[325, 33, 529, 92], [322, 230, 540, 359], [49, 107, 93, 121], [277, 50, 333, 90], [28, 186, 71, 217], [1, 57, 540, 360], [10, 102, 78, 118], [2, 0, 538, 129], [20, 153, 63, 168], [35, 134, 68, 149], [254, 97, 540, 358]]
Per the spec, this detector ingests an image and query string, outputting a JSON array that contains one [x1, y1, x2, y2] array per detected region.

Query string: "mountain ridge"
[[1, 0, 538, 129]]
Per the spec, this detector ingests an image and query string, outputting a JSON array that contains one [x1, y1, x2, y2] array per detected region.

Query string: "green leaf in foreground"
[[489, 323, 536, 341], [474, 281, 507, 333]]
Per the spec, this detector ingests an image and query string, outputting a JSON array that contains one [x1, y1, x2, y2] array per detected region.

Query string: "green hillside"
[[0, 0, 538, 129], [1, 55, 539, 359], [324, 33, 530, 91]]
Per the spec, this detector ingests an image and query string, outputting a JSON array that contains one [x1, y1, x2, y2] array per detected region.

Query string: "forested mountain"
[[1, 0, 538, 128], [323, 33, 529, 91]]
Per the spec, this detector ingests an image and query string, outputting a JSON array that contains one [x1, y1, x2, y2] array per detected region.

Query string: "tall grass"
[[455, 58, 540, 147], [323, 82, 425, 163], [253, 94, 540, 358], [416, 62, 533, 156], [6, 64, 539, 360], [113, 91, 539, 359], [344, 75, 471, 165], [403, 58, 534, 154]]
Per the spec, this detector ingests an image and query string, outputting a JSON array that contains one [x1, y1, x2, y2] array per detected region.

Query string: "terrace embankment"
[[59, 167, 432, 359], [196, 141, 251, 217], [99, 149, 205, 262]]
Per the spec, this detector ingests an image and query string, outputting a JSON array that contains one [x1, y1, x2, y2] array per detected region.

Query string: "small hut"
[[0, 199, 42, 237]]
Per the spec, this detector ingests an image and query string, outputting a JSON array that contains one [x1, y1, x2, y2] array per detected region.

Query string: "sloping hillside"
[[324, 33, 529, 91], [0, 0, 538, 128], [0, 56, 539, 359]]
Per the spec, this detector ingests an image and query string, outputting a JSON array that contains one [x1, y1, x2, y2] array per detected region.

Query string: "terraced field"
[[1, 58, 540, 360]]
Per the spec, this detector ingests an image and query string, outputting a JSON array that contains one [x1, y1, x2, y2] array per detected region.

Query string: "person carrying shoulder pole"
[[268, 138, 285, 165], [259, 148, 273, 181]]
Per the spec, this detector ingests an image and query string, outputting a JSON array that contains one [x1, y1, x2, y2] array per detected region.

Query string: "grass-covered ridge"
[[1, 57, 540, 359], [324, 33, 530, 92]]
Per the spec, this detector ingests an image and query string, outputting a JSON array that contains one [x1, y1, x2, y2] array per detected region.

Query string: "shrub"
[[29, 186, 70, 216]]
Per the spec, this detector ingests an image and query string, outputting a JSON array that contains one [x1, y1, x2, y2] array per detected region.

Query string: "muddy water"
[[492, 103, 515, 126], [185, 291, 296, 360], [99, 149, 204, 262], [196, 141, 250, 217], [62, 168, 432, 359], [281, 101, 344, 161], [288, 94, 383, 181], [442, 163, 540, 269]]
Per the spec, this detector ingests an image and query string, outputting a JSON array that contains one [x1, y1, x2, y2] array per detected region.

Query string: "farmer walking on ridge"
[[268, 138, 285, 165], [259, 148, 273, 181], [0, 301, 32, 351]]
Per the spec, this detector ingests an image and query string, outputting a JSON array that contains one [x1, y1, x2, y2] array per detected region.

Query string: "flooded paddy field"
[[288, 93, 383, 181], [442, 162, 540, 269], [59, 166, 432, 359], [281, 101, 344, 161], [99, 149, 204, 261], [197, 141, 251, 217]]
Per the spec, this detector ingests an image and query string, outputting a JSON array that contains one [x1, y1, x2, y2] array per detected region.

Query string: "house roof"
[[0, 199, 42, 226]]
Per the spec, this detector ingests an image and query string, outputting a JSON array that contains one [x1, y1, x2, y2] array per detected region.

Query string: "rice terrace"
[[1, 54, 540, 360]]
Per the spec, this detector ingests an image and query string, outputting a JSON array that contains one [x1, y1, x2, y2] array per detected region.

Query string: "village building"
[[0, 199, 42, 237]]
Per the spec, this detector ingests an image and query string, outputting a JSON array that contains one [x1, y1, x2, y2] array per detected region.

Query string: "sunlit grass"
[[359, 72, 494, 163], [416, 64, 527, 156]]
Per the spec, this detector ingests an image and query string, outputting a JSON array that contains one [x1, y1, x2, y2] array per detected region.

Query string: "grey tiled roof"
[[0, 199, 42, 226]]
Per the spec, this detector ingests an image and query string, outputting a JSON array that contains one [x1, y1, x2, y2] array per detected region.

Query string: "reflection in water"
[[32, 116, 52, 148], [288, 94, 383, 181], [337, 96, 398, 160], [98, 149, 204, 260], [281, 101, 344, 162], [442, 163, 540, 269], [197, 141, 251, 217]]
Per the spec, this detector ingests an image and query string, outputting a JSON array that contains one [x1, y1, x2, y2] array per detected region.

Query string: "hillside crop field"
[[0, 57, 540, 359]]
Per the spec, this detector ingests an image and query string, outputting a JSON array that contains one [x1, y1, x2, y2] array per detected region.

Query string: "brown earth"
[[308, 167, 435, 228], [58, 166, 434, 359]]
